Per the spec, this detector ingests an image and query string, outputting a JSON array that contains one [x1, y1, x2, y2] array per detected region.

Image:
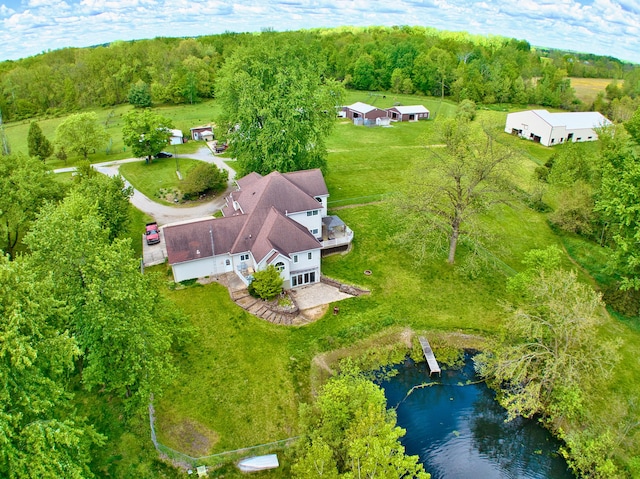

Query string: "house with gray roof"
[[163, 169, 353, 287], [505, 109, 612, 147]]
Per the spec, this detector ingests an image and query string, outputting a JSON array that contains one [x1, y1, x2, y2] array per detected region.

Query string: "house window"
[[315, 197, 322, 203], [307, 211, 312, 216], [293, 255, 298, 263], [308, 252, 312, 260], [313, 210, 318, 216], [225, 259, 230, 266], [275, 262, 285, 272], [311, 228, 319, 235], [240, 254, 250, 261], [291, 271, 316, 287]]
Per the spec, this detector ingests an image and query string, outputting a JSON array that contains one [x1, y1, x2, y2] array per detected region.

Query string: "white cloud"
[[0, 0, 639, 63]]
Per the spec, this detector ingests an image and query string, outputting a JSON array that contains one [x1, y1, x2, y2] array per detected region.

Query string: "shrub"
[[181, 163, 228, 200], [248, 265, 283, 300]]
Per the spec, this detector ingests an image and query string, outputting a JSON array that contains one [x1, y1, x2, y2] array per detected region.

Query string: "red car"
[[145, 222, 160, 245]]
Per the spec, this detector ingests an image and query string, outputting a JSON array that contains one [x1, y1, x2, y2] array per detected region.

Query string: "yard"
[[147, 107, 640, 476], [7, 89, 638, 476], [118, 156, 205, 205]]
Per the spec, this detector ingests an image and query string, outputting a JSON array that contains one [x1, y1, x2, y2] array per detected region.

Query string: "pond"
[[379, 355, 575, 479]]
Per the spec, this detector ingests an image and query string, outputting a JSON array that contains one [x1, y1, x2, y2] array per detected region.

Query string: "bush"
[[181, 163, 228, 200], [456, 99, 476, 122], [248, 265, 283, 300]]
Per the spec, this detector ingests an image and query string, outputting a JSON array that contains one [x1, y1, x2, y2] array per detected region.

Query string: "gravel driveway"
[[56, 146, 236, 226]]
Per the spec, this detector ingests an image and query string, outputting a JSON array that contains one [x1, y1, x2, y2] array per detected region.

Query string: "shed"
[[342, 102, 389, 124], [190, 125, 214, 141], [505, 110, 612, 147], [387, 105, 430, 122], [169, 129, 184, 145]]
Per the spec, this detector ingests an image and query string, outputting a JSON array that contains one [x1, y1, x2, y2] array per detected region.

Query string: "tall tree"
[[0, 255, 104, 478], [595, 139, 640, 290], [121, 109, 173, 163], [127, 79, 152, 108], [55, 112, 109, 160], [24, 191, 188, 410], [0, 153, 64, 258], [217, 34, 344, 176], [293, 366, 430, 479], [624, 105, 640, 144], [395, 120, 515, 264], [27, 121, 53, 161], [71, 167, 133, 241], [476, 247, 620, 422]]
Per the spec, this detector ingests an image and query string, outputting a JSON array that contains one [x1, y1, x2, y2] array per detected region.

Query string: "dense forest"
[[1, 26, 640, 123]]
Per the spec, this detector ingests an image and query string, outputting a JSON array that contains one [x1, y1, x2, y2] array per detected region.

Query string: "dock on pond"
[[419, 336, 441, 377]]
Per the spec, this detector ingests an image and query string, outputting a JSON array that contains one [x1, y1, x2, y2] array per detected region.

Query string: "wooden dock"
[[419, 336, 441, 377]]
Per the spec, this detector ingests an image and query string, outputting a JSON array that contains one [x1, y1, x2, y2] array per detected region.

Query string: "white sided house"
[[505, 109, 612, 147], [387, 105, 430, 122], [163, 169, 353, 288]]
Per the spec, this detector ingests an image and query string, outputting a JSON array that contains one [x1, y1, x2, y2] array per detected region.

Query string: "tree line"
[[1, 27, 639, 122]]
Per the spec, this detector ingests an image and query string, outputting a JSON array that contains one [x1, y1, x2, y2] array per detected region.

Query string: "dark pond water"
[[378, 355, 575, 479]]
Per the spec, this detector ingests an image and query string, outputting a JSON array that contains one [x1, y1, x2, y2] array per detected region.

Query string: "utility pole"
[[0, 109, 11, 156]]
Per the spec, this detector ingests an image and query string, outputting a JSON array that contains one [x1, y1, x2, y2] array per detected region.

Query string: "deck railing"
[[321, 227, 354, 249]]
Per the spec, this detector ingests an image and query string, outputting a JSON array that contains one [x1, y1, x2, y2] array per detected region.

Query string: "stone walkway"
[[199, 273, 362, 325]]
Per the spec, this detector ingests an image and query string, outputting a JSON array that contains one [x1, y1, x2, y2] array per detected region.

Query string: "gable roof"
[[528, 110, 612, 130], [345, 102, 380, 114], [165, 169, 326, 266], [164, 215, 246, 264], [228, 170, 324, 218], [247, 207, 321, 262], [388, 105, 429, 115]]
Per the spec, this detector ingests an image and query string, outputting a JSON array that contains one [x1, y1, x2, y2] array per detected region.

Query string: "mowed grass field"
[[3, 100, 221, 169], [151, 97, 640, 477], [7, 91, 640, 476]]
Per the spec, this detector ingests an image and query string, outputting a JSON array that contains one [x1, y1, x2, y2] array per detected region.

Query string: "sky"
[[1, 0, 639, 64]]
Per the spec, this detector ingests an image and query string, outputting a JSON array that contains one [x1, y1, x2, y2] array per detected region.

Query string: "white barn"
[[505, 109, 612, 147]]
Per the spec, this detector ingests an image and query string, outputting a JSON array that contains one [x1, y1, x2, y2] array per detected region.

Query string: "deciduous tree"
[[394, 119, 515, 264], [595, 130, 640, 290], [55, 112, 109, 160], [0, 256, 104, 478], [24, 192, 188, 410], [181, 162, 228, 200], [293, 366, 430, 479], [121, 109, 173, 163], [217, 35, 344, 176], [0, 153, 63, 258], [248, 264, 283, 301], [475, 247, 620, 423]]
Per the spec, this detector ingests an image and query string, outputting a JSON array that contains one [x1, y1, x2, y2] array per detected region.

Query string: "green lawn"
[[118, 156, 205, 205], [4, 100, 220, 169], [149, 101, 640, 476], [9, 93, 640, 476]]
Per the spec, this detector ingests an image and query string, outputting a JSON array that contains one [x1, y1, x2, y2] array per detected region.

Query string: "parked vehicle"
[[155, 151, 173, 158], [145, 222, 160, 245]]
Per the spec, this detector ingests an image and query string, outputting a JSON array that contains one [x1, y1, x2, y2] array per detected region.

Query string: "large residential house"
[[504, 109, 612, 147], [163, 169, 353, 288]]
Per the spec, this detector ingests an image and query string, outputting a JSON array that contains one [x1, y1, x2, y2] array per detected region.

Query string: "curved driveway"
[[56, 146, 236, 226]]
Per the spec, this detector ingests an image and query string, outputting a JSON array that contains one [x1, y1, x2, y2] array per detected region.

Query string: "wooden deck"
[[419, 336, 441, 377]]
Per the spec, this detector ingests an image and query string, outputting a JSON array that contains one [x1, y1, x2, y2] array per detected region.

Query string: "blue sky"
[[1, 0, 639, 64]]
